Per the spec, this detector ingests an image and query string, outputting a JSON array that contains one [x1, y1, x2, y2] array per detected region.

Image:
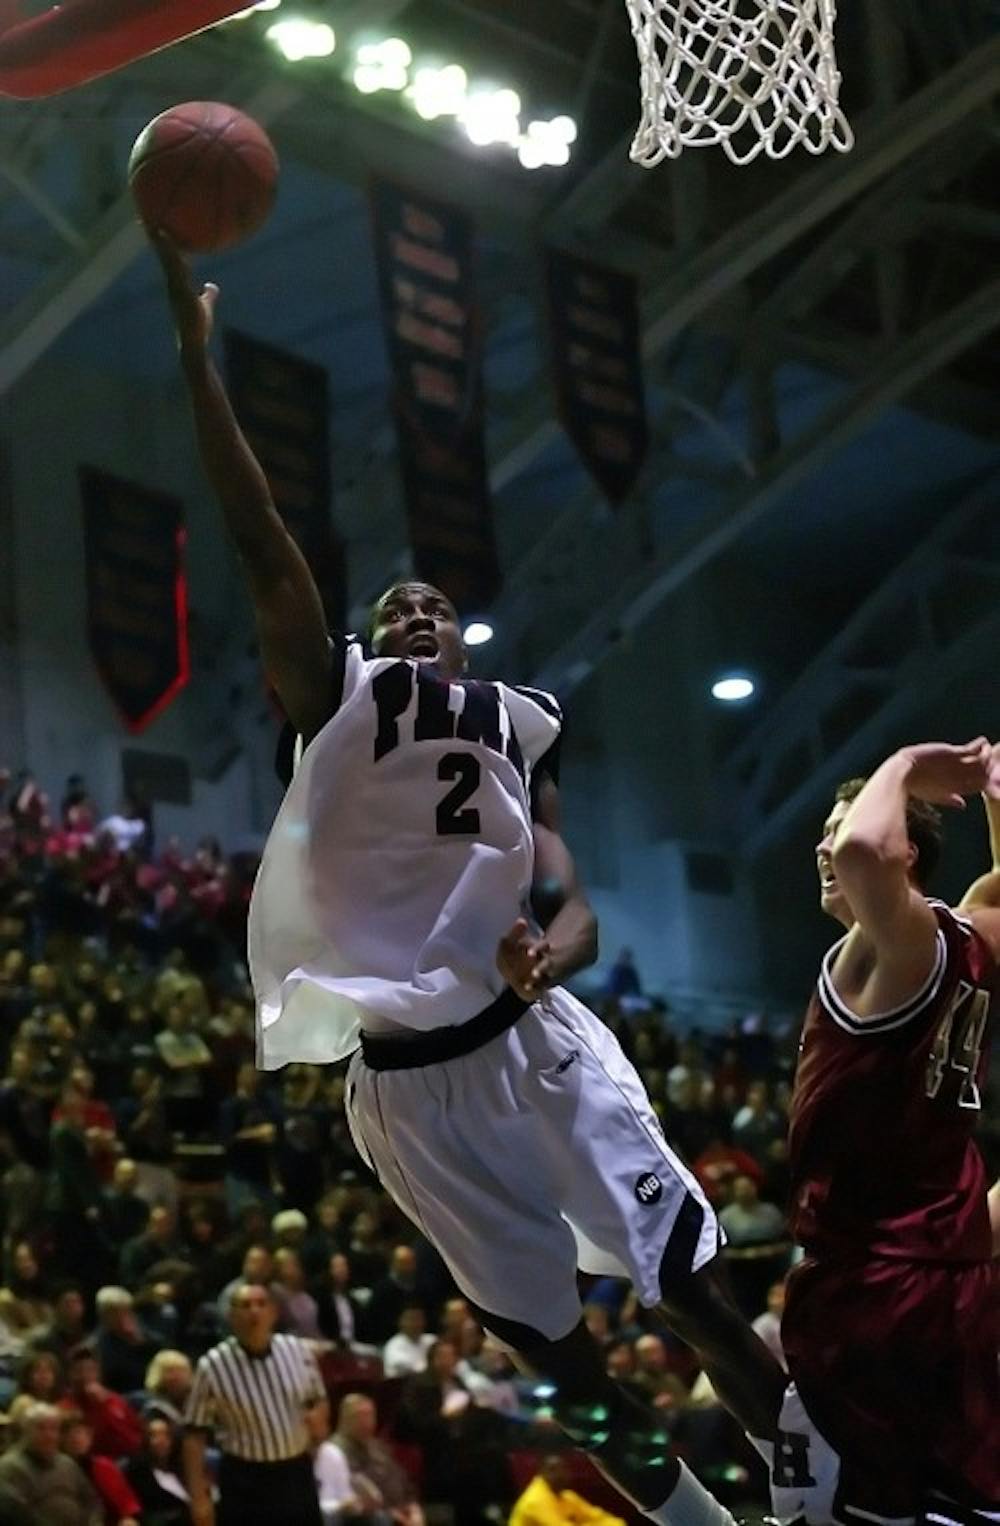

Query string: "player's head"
[[817, 777, 943, 923], [368, 581, 466, 679]]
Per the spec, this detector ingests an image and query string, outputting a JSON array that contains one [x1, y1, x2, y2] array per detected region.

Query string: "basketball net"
[[625, 0, 854, 163]]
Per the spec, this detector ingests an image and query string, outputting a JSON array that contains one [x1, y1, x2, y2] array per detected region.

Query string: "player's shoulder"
[[274, 632, 370, 786], [509, 684, 563, 724], [940, 898, 1000, 968], [504, 684, 563, 776], [928, 896, 979, 948]]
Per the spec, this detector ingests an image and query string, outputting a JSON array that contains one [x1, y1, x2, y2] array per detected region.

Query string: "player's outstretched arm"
[[832, 742, 990, 998], [153, 230, 331, 743], [497, 775, 598, 1001], [960, 746, 1000, 908]]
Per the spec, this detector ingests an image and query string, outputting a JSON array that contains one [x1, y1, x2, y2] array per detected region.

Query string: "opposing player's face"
[[371, 583, 466, 679], [816, 798, 852, 924]]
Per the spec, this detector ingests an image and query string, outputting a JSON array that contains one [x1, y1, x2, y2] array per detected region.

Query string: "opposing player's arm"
[[831, 750, 941, 976], [832, 744, 991, 1010], [154, 232, 332, 743], [960, 763, 1000, 909], [497, 773, 598, 1000]]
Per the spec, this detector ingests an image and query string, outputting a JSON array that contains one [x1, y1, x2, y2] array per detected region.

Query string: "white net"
[[626, 0, 854, 164]]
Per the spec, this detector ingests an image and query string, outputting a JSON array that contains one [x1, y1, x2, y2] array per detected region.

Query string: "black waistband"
[[219, 1453, 312, 1474], [360, 987, 530, 1071]]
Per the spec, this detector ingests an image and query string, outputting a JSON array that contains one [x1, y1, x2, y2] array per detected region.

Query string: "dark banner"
[[546, 248, 648, 504], [224, 330, 346, 631], [370, 178, 500, 613], [80, 466, 190, 733]]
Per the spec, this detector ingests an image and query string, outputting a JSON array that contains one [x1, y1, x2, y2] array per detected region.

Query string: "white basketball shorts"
[[345, 986, 720, 1341]]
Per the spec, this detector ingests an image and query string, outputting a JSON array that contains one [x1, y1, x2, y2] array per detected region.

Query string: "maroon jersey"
[[788, 900, 994, 1262]]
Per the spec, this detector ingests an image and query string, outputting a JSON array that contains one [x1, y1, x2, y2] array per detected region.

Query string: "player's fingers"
[[497, 919, 529, 957], [202, 282, 220, 311]]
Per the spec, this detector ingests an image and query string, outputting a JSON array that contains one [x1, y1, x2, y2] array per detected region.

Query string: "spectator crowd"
[[0, 773, 995, 1526]]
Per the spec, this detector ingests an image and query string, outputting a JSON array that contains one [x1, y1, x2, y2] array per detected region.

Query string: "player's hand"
[[900, 738, 992, 808], [984, 742, 1000, 803], [497, 917, 554, 1001], [151, 227, 218, 359]]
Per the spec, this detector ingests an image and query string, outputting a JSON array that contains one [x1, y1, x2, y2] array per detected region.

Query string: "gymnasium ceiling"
[[1, 0, 999, 863]]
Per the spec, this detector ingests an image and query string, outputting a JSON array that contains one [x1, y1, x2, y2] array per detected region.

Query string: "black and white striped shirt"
[[184, 1334, 325, 1461]]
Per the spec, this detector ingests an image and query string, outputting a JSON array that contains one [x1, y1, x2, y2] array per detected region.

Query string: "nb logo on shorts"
[[772, 1430, 814, 1489], [634, 1172, 663, 1205]]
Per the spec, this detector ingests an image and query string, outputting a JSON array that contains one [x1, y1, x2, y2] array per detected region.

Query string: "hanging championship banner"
[[80, 466, 190, 733], [546, 248, 648, 504], [224, 331, 347, 630], [370, 178, 500, 613]]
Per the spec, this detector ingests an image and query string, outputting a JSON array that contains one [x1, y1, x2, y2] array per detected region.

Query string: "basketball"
[[128, 101, 279, 254]]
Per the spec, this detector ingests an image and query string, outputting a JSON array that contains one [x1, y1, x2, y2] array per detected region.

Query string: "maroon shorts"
[[782, 1252, 999, 1519]]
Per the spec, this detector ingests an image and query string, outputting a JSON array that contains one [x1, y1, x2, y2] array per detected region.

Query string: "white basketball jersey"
[[249, 639, 562, 1068]]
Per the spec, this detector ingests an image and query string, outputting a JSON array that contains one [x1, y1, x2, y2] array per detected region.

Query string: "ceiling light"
[[409, 63, 468, 120], [517, 137, 546, 169], [520, 116, 577, 168], [353, 62, 382, 92], [265, 18, 335, 59], [380, 38, 412, 68], [353, 37, 411, 90], [548, 114, 578, 143], [463, 621, 494, 647], [460, 87, 522, 147], [711, 675, 755, 702]]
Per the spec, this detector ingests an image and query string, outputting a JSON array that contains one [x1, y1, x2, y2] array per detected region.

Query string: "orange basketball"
[[128, 101, 278, 254]]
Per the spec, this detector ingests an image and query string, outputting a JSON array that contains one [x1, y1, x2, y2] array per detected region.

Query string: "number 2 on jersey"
[[925, 980, 988, 1109], [436, 753, 481, 835]]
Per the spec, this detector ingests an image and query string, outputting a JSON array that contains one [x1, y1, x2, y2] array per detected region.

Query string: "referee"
[[182, 1282, 325, 1526]]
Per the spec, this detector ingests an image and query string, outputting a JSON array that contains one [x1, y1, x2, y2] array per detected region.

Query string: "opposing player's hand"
[[151, 227, 219, 359], [900, 738, 993, 808], [984, 742, 1000, 803], [497, 917, 554, 1002]]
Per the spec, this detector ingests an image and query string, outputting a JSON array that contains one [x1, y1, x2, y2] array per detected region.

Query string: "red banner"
[[371, 178, 500, 613], [224, 331, 346, 631], [546, 248, 648, 504], [80, 466, 189, 733]]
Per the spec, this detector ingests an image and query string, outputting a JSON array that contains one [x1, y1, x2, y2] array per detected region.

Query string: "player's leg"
[[778, 1254, 939, 1525], [470, 1304, 735, 1526], [344, 1046, 738, 1526], [536, 988, 785, 1436], [539, 989, 838, 1515], [655, 1256, 785, 1442], [921, 1258, 999, 1526]]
